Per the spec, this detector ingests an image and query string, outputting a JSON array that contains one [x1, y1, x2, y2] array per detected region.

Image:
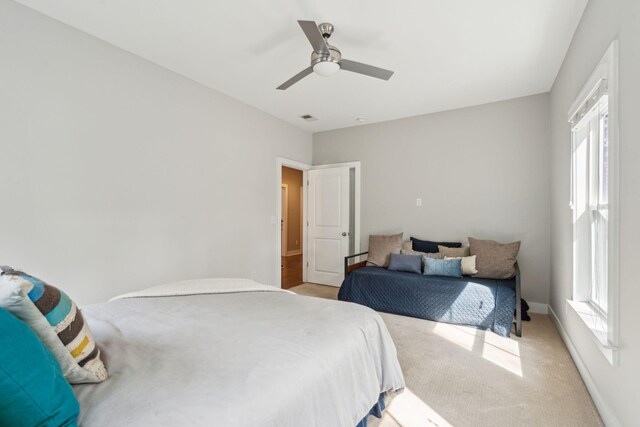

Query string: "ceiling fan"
[[277, 20, 394, 90]]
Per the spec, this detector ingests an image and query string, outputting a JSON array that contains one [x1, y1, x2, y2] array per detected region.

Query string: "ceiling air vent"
[[300, 114, 318, 122]]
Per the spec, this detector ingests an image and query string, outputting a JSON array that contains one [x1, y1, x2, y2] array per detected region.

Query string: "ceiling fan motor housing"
[[318, 22, 334, 38]]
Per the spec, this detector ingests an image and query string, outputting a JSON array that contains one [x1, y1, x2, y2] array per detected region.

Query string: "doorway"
[[275, 158, 361, 289], [281, 166, 304, 289]]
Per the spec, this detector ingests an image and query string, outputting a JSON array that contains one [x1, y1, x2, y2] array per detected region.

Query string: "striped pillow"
[[0, 266, 107, 384]]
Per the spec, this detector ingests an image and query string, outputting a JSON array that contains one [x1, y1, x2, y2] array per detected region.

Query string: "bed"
[[72, 278, 405, 426], [339, 263, 519, 337]]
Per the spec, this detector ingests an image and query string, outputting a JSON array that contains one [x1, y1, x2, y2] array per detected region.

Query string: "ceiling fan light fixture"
[[312, 61, 340, 77]]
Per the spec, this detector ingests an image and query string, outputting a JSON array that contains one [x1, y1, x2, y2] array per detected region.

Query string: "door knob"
[[342, 232, 348, 237]]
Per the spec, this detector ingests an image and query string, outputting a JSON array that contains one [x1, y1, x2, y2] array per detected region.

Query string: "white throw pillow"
[[0, 267, 108, 384], [444, 255, 478, 276]]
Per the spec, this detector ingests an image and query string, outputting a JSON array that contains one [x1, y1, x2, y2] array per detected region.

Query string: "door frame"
[[276, 158, 311, 288], [275, 158, 361, 289], [281, 184, 288, 256]]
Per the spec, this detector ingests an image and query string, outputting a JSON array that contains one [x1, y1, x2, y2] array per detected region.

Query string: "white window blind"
[[569, 78, 608, 128]]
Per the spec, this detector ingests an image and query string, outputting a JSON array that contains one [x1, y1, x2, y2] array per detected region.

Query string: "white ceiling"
[[15, 0, 587, 133]]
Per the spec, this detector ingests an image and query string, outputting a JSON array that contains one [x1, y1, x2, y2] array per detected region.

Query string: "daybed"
[[340, 253, 521, 337], [72, 279, 405, 427]]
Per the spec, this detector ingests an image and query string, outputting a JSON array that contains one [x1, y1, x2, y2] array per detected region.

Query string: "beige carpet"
[[290, 283, 603, 427]]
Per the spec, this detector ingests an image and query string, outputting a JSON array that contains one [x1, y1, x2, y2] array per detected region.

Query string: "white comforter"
[[74, 279, 405, 427]]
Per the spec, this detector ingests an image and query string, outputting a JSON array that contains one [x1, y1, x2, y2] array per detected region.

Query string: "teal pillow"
[[0, 308, 79, 427], [423, 257, 463, 278]]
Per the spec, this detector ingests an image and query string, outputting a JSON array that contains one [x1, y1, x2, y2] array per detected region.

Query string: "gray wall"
[[549, 0, 640, 425], [0, 1, 312, 305], [314, 93, 551, 305]]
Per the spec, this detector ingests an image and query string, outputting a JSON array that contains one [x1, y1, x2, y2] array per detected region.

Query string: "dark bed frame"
[[344, 252, 522, 337]]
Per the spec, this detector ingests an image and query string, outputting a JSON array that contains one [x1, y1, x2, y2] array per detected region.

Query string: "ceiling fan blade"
[[276, 66, 314, 90], [298, 20, 329, 54], [340, 59, 394, 80]]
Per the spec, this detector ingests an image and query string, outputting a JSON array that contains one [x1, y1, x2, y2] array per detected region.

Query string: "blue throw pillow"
[[423, 257, 463, 278], [0, 308, 80, 427], [387, 253, 422, 274], [410, 237, 461, 254]]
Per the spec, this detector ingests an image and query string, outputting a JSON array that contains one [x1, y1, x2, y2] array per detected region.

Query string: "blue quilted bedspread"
[[338, 267, 516, 337]]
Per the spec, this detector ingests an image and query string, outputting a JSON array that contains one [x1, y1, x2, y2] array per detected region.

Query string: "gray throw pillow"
[[468, 237, 521, 279], [366, 233, 402, 267], [401, 249, 444, 259], [401, 249, 443, 270], [387, 253, 422, 274]]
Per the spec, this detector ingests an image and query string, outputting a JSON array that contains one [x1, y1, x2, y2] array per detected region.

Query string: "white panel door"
[[308, 167, 350, 286]]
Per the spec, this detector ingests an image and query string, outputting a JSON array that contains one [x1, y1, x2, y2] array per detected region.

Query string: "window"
[[568, 41, 618, 365], [572, 96, 609, 314]]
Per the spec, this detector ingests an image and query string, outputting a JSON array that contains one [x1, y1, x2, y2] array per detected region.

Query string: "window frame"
[[567, 40, 619, 366]]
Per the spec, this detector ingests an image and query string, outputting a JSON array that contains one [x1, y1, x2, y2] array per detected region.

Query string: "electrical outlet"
[[416, 198, 422, 207], [251, 271, 256, 281]]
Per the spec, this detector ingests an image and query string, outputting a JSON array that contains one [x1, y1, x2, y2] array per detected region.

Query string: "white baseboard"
[[285, 250, 302, 256], [548, 305, 621, 427], [527, 301, 549, 314]]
